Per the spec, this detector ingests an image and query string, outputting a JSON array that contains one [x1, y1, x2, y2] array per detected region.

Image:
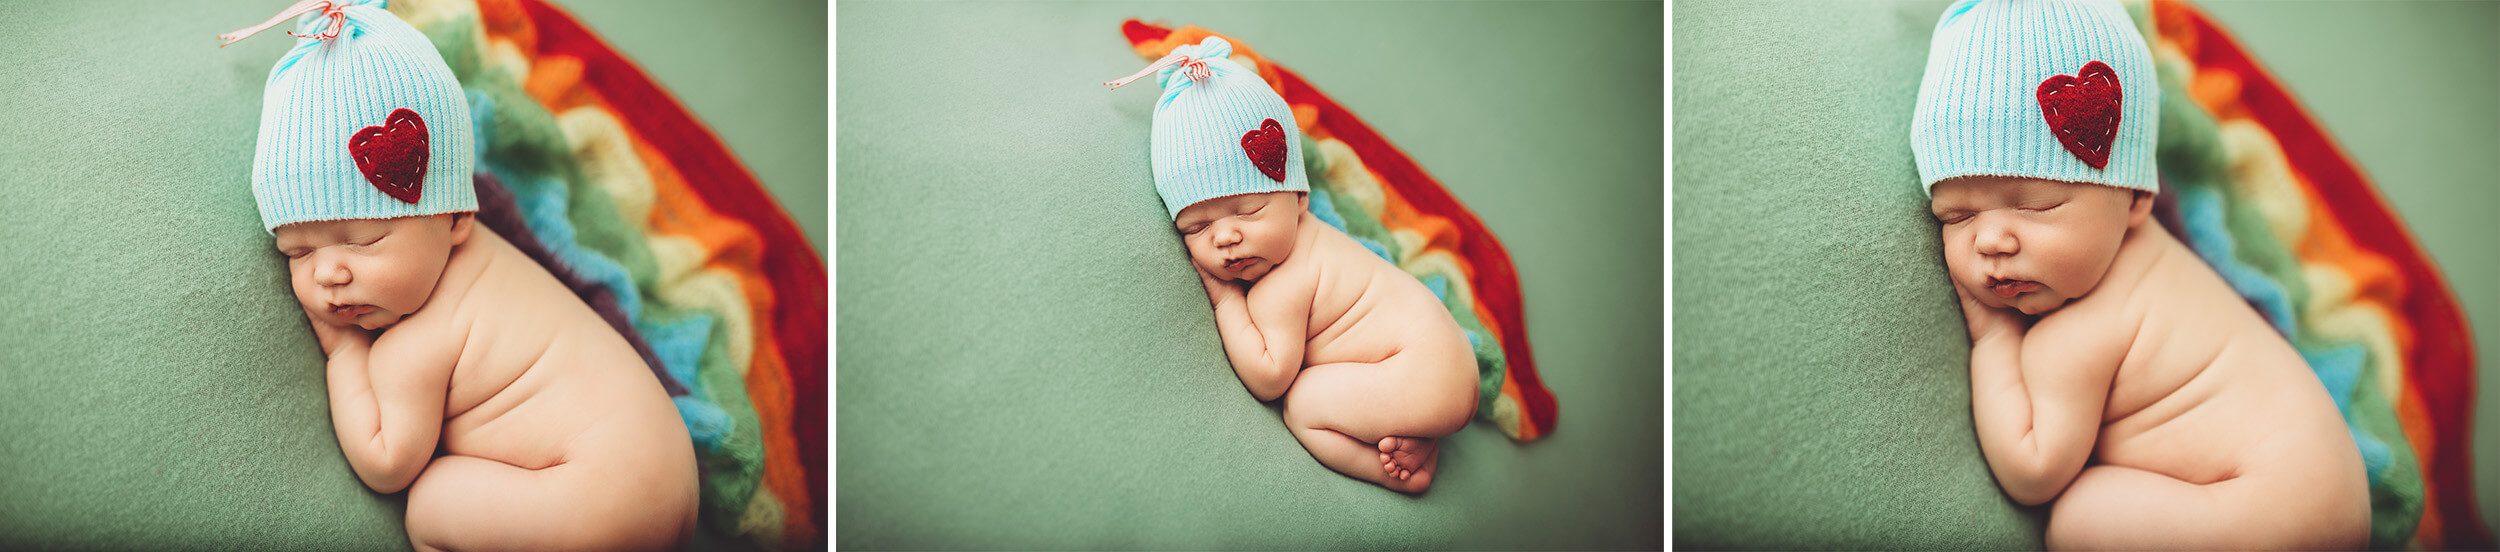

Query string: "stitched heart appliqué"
[[1240, 118, 1288, 182], [2036, 60, 2122, 170], [349, 108, 431, 204]]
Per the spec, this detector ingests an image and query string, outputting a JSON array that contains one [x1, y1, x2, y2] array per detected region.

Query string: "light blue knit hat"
[[1109, 37, 1308, 219], [1911, 0, 2158, 196], [225, 0, 475, 234]]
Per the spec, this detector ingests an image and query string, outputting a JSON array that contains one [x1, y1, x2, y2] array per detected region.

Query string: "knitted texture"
[[1149, 37, 1308, 219], [1911, 0, 2158, 195], [252, 0, 475, 233]]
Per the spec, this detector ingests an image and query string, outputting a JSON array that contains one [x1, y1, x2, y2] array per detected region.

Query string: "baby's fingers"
[[299, 306, 368, 356], [1954, 286, 1988, 316]]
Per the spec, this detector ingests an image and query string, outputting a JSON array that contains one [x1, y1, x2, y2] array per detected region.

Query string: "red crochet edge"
[[2177, 4, 2486, 548], [1118, 19, 1554, 437], [517, 0, 829, 539]]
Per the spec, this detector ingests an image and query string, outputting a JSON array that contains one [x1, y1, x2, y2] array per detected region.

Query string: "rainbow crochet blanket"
[[393, 0, 825, 549], [2140, 1, 2484, 548], [1120, 21, 1558, 442]]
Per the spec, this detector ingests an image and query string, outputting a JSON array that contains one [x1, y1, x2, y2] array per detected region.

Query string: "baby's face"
[[1930, 176, 2151, 316], [274, 214, 472, 331], [1175, 191, 1306, 282]]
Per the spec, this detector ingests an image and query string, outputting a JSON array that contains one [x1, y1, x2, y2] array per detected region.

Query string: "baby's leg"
[[1281, 361, 1474, 493], [2048, 464, 2345, 550], [404, 455, 686, 552]]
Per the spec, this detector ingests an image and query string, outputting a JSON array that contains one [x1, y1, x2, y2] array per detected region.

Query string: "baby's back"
[[2068, 224, 2363, 503], [394, 228, 693, 475], [1288, 215, 1472, 371]]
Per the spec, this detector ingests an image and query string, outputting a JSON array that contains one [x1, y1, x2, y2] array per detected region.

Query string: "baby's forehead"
[[1932, 176, 2090, 204], [273, 217, 409, 246], [1176, 193, 1266, 221]]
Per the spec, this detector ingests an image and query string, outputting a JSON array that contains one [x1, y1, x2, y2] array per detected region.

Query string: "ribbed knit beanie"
[[1106, 37, 1308, 219], [223, 0, 476, 234], [1911, 0, 2158, 196]]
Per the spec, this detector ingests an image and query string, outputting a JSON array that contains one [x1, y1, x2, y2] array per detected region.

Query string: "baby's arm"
[[1958, 289, 2128, 505], [306, 312, 460, 494], [1197, 267, 1314, 402]]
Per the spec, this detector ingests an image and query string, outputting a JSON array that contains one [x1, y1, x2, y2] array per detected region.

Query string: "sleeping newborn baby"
[[1912, 0, 2367, 548], [226, 2, 695, 550], [1109, 37, 1478, 493]]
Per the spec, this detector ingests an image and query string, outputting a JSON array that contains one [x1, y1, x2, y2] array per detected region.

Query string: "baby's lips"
[[1988, 279, 2042, 298]]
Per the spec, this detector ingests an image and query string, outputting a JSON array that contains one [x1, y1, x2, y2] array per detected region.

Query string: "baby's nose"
[[1976, 229, 2018, 255], [315, 262, 351, 286]]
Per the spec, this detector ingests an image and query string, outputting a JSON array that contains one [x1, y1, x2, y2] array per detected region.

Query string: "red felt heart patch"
[[349, 108, 431, 204], [1240, 118, 1288, 183], [2036, 60, 2123, 170]]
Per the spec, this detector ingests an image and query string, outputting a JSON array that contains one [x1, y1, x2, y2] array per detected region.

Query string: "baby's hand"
[[302, 305, 373, 357], [1196, 264, 1246, 308], [1956, 285, 2027, 342]]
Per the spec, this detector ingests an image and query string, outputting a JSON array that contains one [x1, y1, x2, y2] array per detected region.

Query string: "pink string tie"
[[217, 0, 347, 48], [1103, 51, 1210, 91]]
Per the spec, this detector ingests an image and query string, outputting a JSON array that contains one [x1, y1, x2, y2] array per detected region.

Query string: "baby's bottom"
[[403, 454, 698, 552], [1281, 356, 1476, 494], [2046, 464, 2368, 550]]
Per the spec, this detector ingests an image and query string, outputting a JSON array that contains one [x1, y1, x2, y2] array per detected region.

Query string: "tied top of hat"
[[1910, 0, 2159, 196], [222, 0, 477, 234], [1106, 36, 1309, 219]]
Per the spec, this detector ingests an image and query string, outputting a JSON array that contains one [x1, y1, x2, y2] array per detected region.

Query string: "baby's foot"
[[1376, 436, 1437, 481]]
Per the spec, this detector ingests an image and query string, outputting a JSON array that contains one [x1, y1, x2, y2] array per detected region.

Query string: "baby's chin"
[[1237, 260, 1286, 282], [2005, 293, 2073, 316], [2012, 302, 2059, 316], [1961, 282, 2070, 316], [346, 309, 406, 331]]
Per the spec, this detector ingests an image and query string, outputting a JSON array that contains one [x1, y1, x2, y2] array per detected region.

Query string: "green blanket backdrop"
[[1672, 0, 2043, 548], [835, 1, 1663, 549]]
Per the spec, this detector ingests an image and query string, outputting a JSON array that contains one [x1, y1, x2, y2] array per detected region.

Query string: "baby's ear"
[[447, 213, 475, 246], [1297, 192, 1310, 211], [2126, 190, 2155, 227]]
